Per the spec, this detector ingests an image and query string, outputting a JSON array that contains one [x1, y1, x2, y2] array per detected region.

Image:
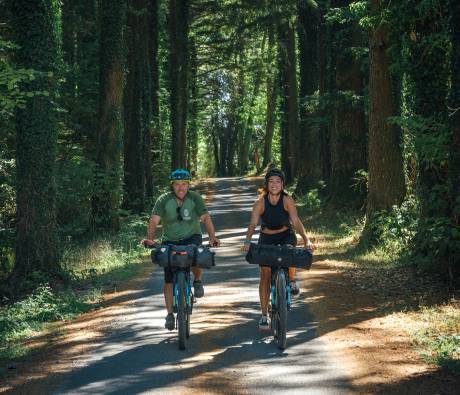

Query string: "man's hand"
[[209, 237, 220, 247], [140, 239, 155, 247]]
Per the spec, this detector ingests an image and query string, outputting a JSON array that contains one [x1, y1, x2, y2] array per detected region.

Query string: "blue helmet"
[[169, 168, 192, 182]]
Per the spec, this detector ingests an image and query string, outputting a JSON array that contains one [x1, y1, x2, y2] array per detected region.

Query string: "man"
[[141, 169, 220, 330]]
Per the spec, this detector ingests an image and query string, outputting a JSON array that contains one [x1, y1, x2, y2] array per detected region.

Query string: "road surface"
[[55, 177, 351, 395]]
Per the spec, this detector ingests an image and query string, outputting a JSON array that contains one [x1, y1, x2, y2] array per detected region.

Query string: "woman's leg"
[[288, 267, 296, 281], [259, 266, 271, 315]]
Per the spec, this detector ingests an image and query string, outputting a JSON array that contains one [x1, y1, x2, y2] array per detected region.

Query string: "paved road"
[[55, 178, 351, 395]]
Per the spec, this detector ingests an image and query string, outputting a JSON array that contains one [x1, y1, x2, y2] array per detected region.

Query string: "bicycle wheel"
[[177, 271, 187, 350], [186, 287, 192, 338], [276, 270, 287, 350]]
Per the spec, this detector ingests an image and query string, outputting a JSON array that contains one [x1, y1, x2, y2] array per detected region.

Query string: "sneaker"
[[165, 313, 175, 330], [259, 315, 270, 331], [290, 280, 300, 296], [193, 280, 204, 298]]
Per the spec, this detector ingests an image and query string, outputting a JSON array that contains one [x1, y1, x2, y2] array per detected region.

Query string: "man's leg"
[[191, 267, 204, 297], [188, 234, 205, 297], [164, 268, 175, 330], [191, 266, 202, 281], [164, 282, 173, 313]]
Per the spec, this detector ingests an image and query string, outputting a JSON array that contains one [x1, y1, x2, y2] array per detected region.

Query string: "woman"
[[242, 168, 314, 330]]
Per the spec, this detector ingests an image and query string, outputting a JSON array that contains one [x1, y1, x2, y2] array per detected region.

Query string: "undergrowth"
[[300, 192, 459, 375], [0, 214, 149, 362]]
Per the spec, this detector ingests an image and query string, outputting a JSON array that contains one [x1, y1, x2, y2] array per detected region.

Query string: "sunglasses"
[[176, 206, 183, 221]]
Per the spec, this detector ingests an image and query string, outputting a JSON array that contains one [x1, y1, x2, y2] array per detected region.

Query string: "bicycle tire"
[[186, 288, 191, 338], [276, 270, 287, 350], [177, 271, 187, 350]]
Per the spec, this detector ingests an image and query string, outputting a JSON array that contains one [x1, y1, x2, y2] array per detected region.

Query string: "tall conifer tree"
[[9, 0, 61, 281], [92, 0, 126, 230]]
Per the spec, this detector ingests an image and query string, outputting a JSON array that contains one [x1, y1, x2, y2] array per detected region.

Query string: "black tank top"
[[261, 194, 290, 230]]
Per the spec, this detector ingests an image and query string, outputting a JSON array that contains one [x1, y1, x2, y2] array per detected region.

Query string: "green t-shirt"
[[152, 191, 208, 241]]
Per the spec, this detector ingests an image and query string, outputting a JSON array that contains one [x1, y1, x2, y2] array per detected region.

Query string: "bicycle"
[[246, 243, 313, 350], [148, 243, 215, 350]]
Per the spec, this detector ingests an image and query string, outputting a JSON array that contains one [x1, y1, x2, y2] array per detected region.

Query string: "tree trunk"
[[123, 0, 150, 213], [9, 0, 60, 282], [62, 0, 76, 101], [75, 0, 98, 158], [318, 3, 332, 186], [279, 19, 300, 184], [188, 38, 199, 175], [448, 0, 460, 281], [329, 4, 367, 204], [296, 1, 320, 193], [147, 0, 160, 192], [169, 0, 189, 169], [366, 0, 405, 233], [92, 0, 126, 231]]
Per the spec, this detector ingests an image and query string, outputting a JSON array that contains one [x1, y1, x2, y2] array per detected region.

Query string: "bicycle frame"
[[172, 268, 193, 314], [271, 267, 291, 312]]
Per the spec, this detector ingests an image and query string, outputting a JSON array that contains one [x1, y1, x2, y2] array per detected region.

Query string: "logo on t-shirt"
[[183, 208, 191, 221]]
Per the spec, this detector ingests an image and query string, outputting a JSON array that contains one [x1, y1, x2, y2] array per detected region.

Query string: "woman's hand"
[[304, 239, 316, 252]]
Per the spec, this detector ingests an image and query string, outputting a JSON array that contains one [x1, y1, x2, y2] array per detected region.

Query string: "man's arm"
[[200, 213, 220, 247], [141, 214, 161, 246]]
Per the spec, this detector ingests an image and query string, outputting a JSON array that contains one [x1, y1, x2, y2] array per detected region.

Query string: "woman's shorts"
[[258, 228, 297, 247], [163, 234, 202, 283]]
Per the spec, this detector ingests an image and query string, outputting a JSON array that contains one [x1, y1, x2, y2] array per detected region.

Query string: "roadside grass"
[[301, 205, 460, 375], [0, 214, 150, 363], [391, 303, 460, 374]]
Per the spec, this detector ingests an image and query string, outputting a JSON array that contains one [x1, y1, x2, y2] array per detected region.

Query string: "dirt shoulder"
[[303, 260, 459, 394]]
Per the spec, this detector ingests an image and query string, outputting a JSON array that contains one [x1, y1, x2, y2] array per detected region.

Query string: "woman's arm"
[[242, 198, 264, 251], [284, 196, 315, 250]]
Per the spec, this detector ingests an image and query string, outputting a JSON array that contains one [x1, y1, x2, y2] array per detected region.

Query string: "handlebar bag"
[[194, 246, 215, 268], [246, 244, 294, 268], [152, 245, 170, 267], [169, 245, 195, 268], [292, 248, 313, 269]]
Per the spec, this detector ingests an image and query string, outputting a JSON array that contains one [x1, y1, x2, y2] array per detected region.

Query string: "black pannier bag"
[[292, 248, 313, 269], [152, 245, 170, 267], [169, 245, 195, 268], [245, 244, 294, 268], [246, 243, 313, 269], [194, 246, 215, 269]]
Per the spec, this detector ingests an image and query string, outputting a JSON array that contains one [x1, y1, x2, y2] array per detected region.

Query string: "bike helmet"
[[169, 168, 192, 182], [265, 168, 285, 184]]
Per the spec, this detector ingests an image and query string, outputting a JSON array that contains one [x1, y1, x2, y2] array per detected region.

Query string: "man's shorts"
[[163, 234, 202, 283]]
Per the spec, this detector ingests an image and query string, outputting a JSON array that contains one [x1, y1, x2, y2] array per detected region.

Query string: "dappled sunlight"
[[8, 178, 457, 394]]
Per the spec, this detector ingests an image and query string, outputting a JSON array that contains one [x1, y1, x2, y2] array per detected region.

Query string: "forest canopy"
[[0, 0, 459, 293]]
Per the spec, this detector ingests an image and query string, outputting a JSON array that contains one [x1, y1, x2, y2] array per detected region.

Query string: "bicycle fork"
[[271, 269, 292, 312], [172, 271, 193, 314]]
